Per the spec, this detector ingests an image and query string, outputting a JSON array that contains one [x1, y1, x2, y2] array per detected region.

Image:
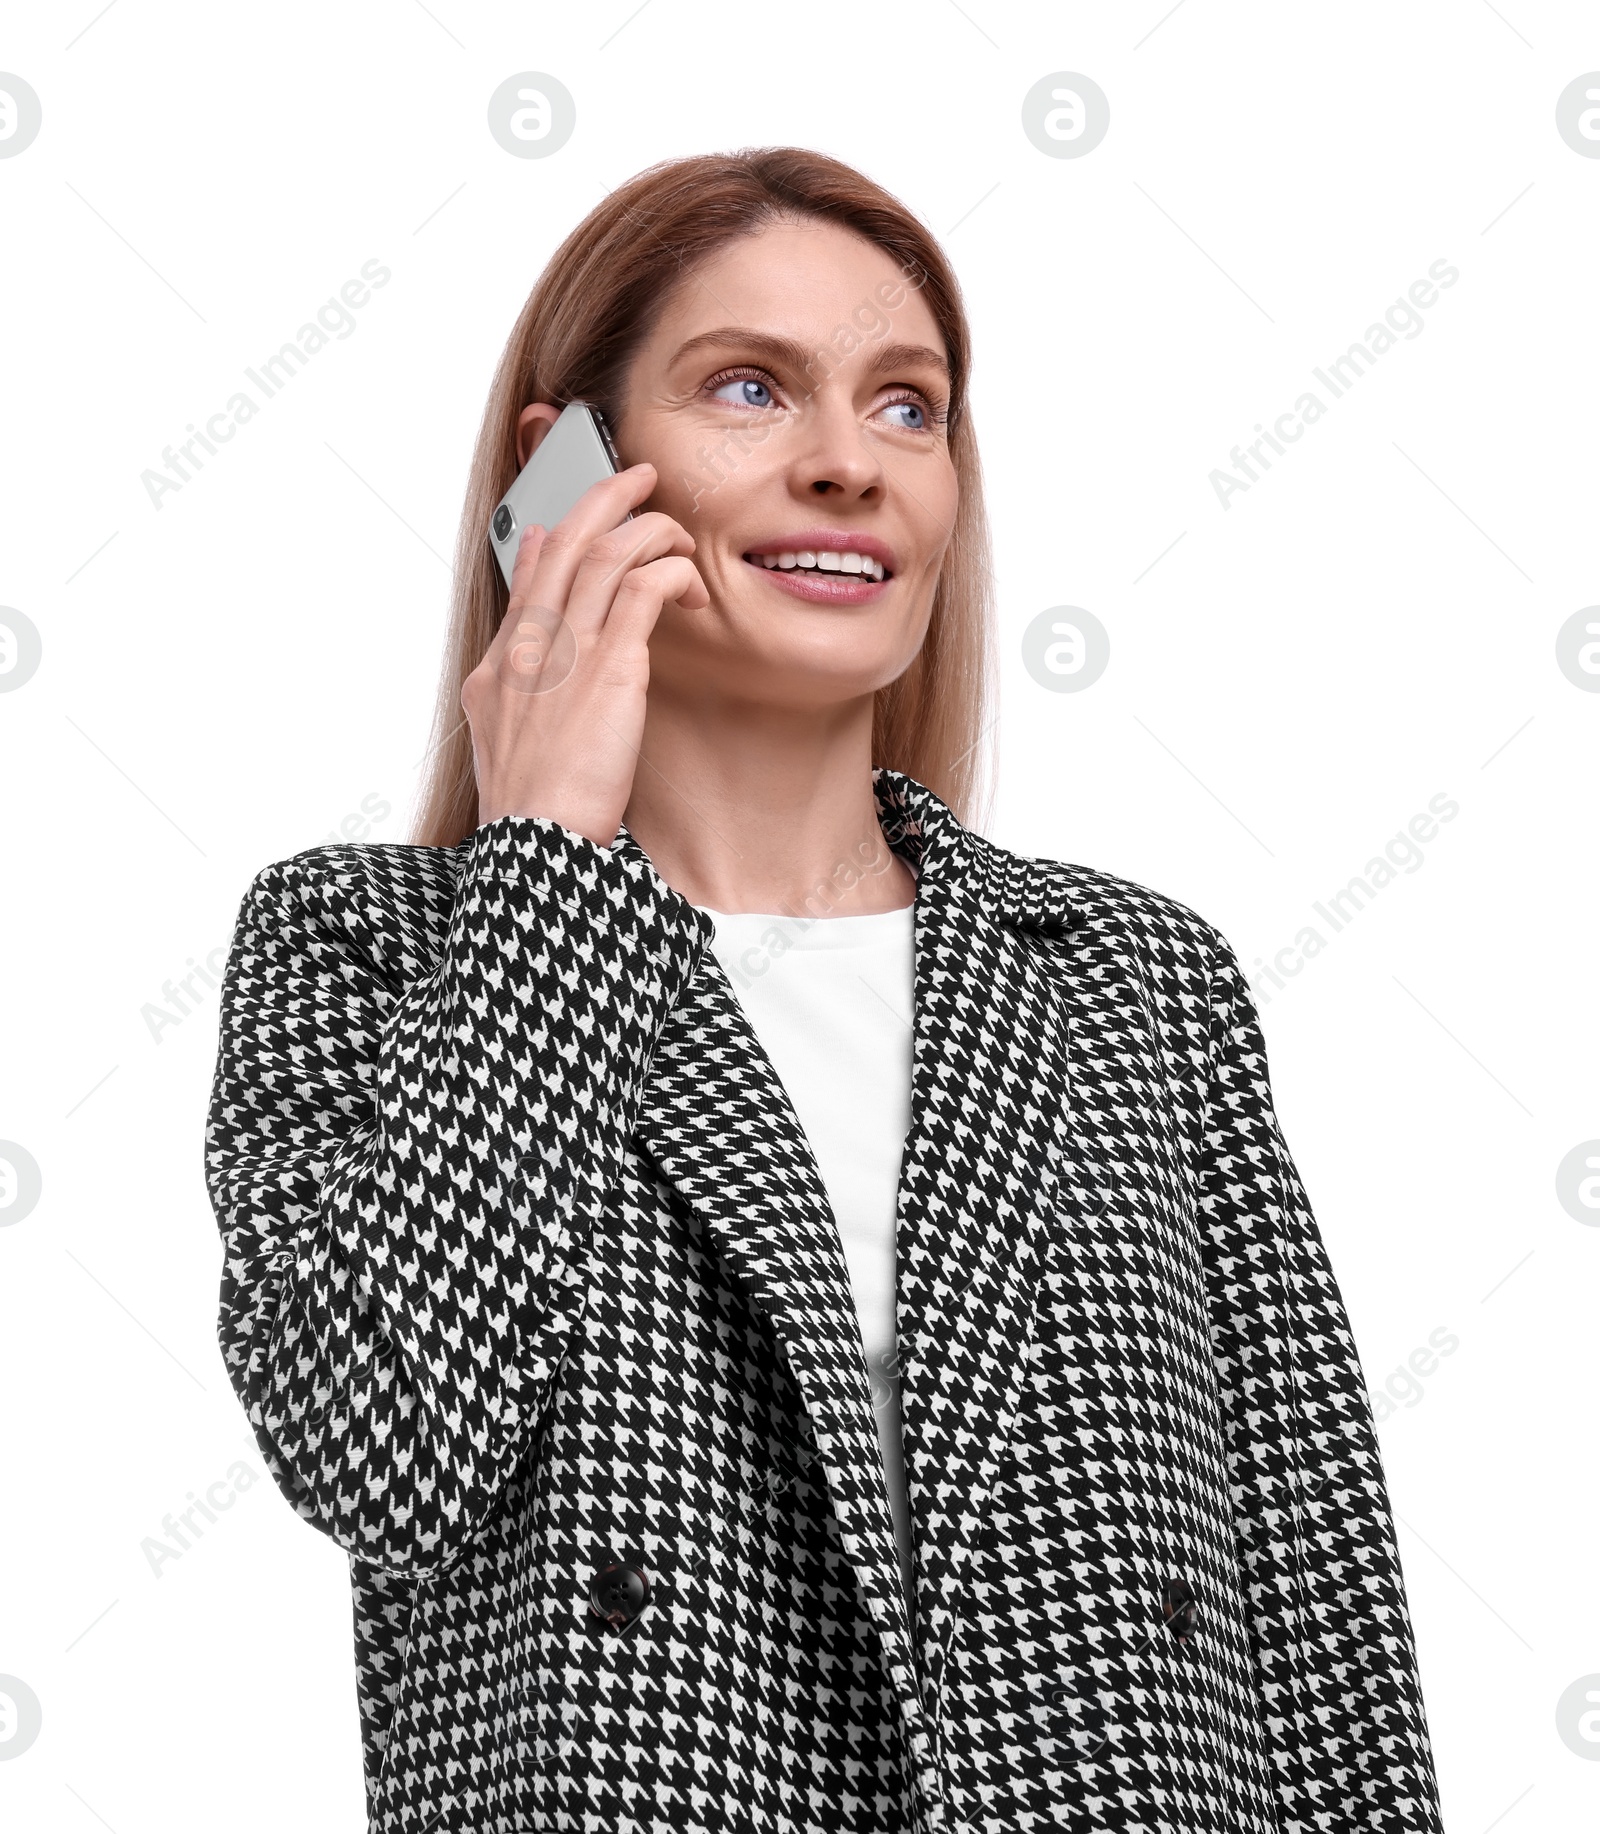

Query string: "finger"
[[597, 557, 710, 652], [523, 463, 660, 615], [482, 521, 549, 672], [562, 513, 699, 631]]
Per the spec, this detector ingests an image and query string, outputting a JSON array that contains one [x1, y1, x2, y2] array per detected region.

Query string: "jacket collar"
[[624, 769, 1097, 1812], [614, 765, 1082, 939], [868, 765, 1082, 939]]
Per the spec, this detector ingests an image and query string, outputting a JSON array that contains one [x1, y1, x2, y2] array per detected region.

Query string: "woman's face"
[[601, 219, 959, 714]]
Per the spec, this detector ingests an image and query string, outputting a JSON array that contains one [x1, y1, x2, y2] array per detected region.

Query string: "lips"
[[745, 549, 889, 582], [739, 530, 897, 579], [739, 552, 890, 604]]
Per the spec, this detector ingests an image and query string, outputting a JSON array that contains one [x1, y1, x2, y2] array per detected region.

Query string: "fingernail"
[[520, 523, 543, 544]]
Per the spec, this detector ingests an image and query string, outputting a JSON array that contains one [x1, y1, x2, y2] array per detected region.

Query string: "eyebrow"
[[669, 326, 951, 385]]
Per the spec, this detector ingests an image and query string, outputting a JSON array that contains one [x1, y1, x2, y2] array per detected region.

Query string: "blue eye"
[[711, 375, 773, 409], [882, 399, 926, 430]]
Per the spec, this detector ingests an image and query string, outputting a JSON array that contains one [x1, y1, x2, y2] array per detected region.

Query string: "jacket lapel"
[[627, 899, 944, 1780], [871, 775, 1089, 1713], [620, 770, 1091, 1788]]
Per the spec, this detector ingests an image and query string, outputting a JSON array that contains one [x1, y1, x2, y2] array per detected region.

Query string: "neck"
[[619, 691, 916, 918]]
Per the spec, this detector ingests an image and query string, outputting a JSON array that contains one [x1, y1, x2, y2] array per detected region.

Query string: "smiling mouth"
[[742, 548, 892, 582]]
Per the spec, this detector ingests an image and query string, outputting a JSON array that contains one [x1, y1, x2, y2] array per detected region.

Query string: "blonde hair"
[[412, 146, 995, 848]]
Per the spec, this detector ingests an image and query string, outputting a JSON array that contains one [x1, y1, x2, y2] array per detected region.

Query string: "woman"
[[204, 148, 1445, 1834]]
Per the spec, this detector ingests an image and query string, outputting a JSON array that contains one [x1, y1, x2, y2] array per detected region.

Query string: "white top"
[[696, 898, 917, 1616]]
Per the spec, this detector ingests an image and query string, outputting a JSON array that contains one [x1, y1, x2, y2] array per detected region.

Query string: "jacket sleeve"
[[1191, 927, 1445, 1832], [203, 815, 709, 1579]]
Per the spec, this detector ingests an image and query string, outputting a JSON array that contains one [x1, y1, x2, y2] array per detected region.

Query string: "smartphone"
[[488, 402, 629, 589]]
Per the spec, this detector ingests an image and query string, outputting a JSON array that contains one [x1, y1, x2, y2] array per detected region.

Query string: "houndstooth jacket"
[[204, 767, 1446, 1834]]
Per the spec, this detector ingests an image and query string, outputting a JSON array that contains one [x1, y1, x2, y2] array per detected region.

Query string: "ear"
[[515, 401, 563, 468]]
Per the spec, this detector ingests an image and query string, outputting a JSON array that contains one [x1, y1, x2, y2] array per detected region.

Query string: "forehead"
[[640, 218, 947, 363]]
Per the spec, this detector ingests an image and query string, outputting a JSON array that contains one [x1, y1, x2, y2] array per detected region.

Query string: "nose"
[[788, 394, 887, 502]]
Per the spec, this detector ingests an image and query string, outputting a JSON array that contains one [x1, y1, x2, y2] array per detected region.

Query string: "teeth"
[[750, 549, 887, 580]]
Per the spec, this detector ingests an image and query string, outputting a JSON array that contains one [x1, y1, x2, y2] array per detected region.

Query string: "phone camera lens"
[[493, 504, 514, 543]]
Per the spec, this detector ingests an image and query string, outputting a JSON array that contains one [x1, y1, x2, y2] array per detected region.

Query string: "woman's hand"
[[462, 462, 708, 846]]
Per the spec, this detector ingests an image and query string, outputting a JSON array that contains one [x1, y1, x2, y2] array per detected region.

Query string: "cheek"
[[642, 447, 702, 527], [647, 427, 765, 549], [915, 518, 958, 592], [913, 462, 960, 565]]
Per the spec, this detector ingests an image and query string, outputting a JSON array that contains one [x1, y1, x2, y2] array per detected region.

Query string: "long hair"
[[411, 147, 996, 847]]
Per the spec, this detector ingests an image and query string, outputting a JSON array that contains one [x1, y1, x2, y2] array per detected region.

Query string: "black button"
[[588, 1560, 650, 1632], [1161, 1574, 1199, 1646]]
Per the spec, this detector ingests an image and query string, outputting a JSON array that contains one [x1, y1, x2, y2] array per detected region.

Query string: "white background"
[[2, 2, 1596, 1829]]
